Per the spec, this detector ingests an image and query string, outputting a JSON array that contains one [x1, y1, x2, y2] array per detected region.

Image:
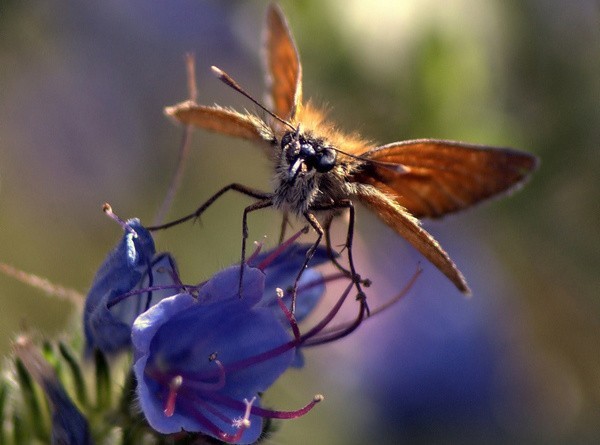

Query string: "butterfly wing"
[[355, 139, 538, 218], [164, 101, 274, 145], [263, 3, 302, 123], [355, 187, 470, 294]]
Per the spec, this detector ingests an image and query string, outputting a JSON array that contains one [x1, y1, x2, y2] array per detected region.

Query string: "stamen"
[[246, 237, 266, 265], [164, 375, 183, 417], [177, 396, 239, 440], [255, 227, 308, 270], [299, 281, 354, 344], [171, 358, 227, 392], [232, 397, 255, 429], [250, 394, 323, 419], [219, 397, 255, 443], [304, 266, 421, 346], [367, 265, 422, 317], [172, 389, 321, 442], [223, 341, 296, 375], [302, 297, 367, 346], [102, 203, 138, 238], [276, 288, 300, 342]]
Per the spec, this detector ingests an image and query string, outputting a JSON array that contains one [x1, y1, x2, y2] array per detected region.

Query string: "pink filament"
[[163, 375, 183, 417]]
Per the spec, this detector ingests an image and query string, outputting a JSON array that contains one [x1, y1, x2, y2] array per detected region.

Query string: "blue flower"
[[132, 262, 322, 444], [83, 219, 180, 355]]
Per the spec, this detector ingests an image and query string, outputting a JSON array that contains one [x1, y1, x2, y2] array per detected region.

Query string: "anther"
[[246, 237, 267, 264]]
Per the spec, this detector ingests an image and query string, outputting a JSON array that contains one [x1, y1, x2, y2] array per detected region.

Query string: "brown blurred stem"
[[153, 53, 198, 226]]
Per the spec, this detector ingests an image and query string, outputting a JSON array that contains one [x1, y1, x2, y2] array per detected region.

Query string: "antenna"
[[331, 147, 409, 174], [211, 66, 295, 132], [212, 66, 407, 175]]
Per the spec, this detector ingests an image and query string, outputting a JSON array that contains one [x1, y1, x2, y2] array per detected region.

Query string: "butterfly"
[[158, 3, 538, 301]]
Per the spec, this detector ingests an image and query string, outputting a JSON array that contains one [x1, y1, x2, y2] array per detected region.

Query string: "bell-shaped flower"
[[83, 219, 180, 355], [132, 263, 322, 444]]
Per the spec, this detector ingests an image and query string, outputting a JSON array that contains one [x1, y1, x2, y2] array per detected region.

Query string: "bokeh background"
[[1, 0, 598, 444]]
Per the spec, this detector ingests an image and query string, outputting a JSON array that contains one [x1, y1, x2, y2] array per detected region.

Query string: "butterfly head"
[[280, 130, 337, 182]]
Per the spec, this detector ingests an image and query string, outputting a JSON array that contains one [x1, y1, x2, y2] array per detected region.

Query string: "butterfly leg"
[[147, 183, 273, 297], [147, 183, 272, 231], [322, 214, 342, 266], [311, 200, 370, 314], [334, 200, 370, 312], [239, 199, 273, 294], [277, 211, 290, 245], [323, 215, 370, 288], [289, 212, 325, 315]]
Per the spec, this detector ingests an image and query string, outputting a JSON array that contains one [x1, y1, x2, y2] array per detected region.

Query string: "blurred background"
[[0, 0, 598, 443]]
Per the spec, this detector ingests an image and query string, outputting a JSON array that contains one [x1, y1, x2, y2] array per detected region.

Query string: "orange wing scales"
[[264, 3, 302, 122], [165, 101, 273, 144], [356, 140, 538, 218], [356, 187, 471, 294]]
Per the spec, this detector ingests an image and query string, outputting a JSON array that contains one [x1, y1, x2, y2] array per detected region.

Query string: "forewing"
[[356, 140, 538, 219], [165, 101, 273, 144], [263, 3, 302, 123], [356, 189, 470, 294]]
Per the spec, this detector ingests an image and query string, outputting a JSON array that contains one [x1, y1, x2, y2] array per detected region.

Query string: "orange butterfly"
[[160, 3, 537, 298]]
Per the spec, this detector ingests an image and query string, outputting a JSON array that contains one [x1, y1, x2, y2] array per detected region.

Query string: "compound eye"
[[299, 143, 316, 158], [315, 148, 337, 173], [280, 132, 294, 149]]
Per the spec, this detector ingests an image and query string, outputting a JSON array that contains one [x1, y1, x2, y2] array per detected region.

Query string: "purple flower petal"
[[197, 264, 264, 308], [133, 267, 295, 443], [83, 220, 179, 354]]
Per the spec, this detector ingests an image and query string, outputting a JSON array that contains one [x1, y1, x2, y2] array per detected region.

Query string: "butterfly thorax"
[[272, 130, 351, 216]]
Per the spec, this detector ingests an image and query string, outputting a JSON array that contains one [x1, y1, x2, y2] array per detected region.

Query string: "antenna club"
[[210, 65, 224, 77], [210, 66, 295, 131]]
